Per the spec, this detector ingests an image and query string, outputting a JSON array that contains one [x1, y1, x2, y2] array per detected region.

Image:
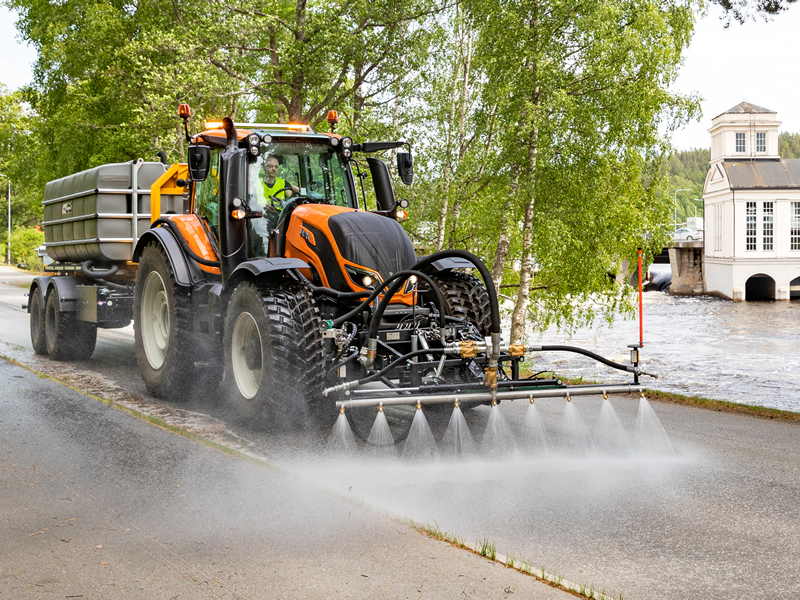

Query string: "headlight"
[[342, 148, 352, 158], [247, 133, 260, 146], [341, 136, 353, 149], [345, 264, 382, 289], [262, 134, 272, 144], [249, 146, 259, 155], [330, 137, 340, 147]]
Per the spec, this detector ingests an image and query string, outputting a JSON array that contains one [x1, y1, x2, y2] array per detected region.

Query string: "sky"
[[2, 3, 799, 151]]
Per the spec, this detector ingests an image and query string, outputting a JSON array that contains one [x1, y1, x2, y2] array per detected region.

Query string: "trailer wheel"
[[44, 290, 97, 360], [224, 280, 326, 429], [30, 288, 48, 354], [134, 243, 193, 399], [427, 272, 492, 336]]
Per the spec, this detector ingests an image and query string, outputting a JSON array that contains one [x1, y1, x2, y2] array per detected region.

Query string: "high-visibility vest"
[[263, 177, 287, 200]]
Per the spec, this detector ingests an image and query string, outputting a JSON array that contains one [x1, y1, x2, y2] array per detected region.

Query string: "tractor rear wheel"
[[44, 290, 97, 360], [428, 272, 492, 336], [224, 280, 326, 429], [30, 289, 47, 355], [134, 242, 194, 399]]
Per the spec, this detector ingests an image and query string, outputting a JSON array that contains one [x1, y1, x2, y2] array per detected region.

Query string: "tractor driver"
[[262, 155, 299, 205]]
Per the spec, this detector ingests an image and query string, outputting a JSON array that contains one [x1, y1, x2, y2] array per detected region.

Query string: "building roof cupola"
[[708, 101, 781, 165]]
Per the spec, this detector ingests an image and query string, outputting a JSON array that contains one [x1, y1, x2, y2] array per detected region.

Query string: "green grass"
[[558, 375, 800, 424], [410, 520, 623, 600]]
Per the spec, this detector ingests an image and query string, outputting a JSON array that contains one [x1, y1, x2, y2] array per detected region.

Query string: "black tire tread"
[[134, 242, 194, 400], [44, 290, 97, 361], [30, 288, 47, 355], [429, 272, 492, 336], [226, 279, 327, 427]]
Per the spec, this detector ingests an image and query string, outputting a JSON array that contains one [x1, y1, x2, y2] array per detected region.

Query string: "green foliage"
[[6, 0, 701, 333], [9, 225, 44, 270], [0, 84, 44, 228], [779, 132, 800, 159], [666, 148, 708, 226]]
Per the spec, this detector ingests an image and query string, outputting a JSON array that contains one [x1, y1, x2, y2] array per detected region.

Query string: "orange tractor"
[[27, 106, 654, 431]]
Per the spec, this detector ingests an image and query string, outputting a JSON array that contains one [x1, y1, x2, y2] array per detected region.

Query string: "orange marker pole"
[[637, 247, 643, 347]]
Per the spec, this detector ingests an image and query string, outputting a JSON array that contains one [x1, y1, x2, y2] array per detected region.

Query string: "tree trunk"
[[510, 128, 538, 345], [490, 165, 520, 290]]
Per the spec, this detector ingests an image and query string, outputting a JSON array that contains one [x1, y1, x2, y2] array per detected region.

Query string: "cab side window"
[[194, 149, 221, 233]]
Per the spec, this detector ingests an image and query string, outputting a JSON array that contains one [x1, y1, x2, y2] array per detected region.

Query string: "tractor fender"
[[27, 276, 52, 313], [228, 258, 310, 290], [133, 227, 200, 287], [419, 256, 477, 273]]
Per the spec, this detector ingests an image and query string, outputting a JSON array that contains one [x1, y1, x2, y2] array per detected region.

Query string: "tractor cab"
[[185, 115, 417, 300]]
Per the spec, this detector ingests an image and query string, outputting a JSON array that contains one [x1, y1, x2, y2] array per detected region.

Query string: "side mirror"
[[188, 145, 211, 181], [396, 151, 413, 186]]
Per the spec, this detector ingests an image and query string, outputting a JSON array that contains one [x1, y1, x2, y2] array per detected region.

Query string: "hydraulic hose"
[[331, 269, 446, 328], [535, 345, 651, 376], [152, 218, 221, 268], [412, 250, 500, 335], [411, 250, 502, 397], [367, 269, 446, 339], [324, 348, 448, 395], [359, 269, 447, 367]]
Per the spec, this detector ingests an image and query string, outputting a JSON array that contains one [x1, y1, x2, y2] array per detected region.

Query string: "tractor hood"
[[284, 203, 416, 294]]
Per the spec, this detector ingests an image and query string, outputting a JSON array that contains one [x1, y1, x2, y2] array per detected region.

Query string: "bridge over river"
[[649, 240, 704, 295]]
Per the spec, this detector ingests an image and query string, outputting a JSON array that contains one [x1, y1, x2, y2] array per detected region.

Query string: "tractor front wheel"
[[134, 242, 194, 399], [224, 280, 326, 429], [427, 272, 492, 337], [44, 290, 97, 360]]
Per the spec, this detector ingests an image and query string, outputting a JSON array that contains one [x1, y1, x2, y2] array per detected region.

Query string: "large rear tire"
[[44, 290, 97, 360], [30, 289, 47, 355], [134, 242, 194, 399], [224, 280, 326, 429], [427, 272, 492, 336]]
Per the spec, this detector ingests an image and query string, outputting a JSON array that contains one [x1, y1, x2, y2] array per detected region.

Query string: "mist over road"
[[1, 265, 799, 599]]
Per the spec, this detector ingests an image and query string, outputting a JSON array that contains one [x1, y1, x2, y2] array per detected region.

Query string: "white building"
[[703, 102, 800, 301]]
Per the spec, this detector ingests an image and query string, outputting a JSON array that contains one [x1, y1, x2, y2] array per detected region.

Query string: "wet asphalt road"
[[2, 265, 800, 599], [0, 355, 569, 599]]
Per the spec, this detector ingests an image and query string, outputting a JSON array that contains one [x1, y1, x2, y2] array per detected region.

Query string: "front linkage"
[[317, 250, 658, 412]]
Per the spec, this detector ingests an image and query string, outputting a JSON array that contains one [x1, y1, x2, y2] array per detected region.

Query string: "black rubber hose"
[[328, 348, 359, 376], [79, 261, 131, 292], [354, 348, 447, 387], [367, 270, 446, 340], [412, 250, 500, 335], [152, 218, 221, 267], [294, 271, 370, 301], [538, 345, 637, 374], [93, 278, 133, 293], [332, 269, 446, 328], [80, 261, 118, 279]]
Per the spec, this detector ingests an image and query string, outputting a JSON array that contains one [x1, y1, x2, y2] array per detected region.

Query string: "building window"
[[736, 132, 746, 153], [763, 201, 773, 250], [792, 202, 800, 251], [746, 202, 756, 250], [756, 132, 766, 153], [714, 204, 723, 252]]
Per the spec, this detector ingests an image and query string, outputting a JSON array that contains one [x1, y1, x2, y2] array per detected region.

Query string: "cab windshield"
[[247, 140, 352, 209]]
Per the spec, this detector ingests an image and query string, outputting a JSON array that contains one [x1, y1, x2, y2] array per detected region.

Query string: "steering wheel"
[[267, 186, 297, 208]]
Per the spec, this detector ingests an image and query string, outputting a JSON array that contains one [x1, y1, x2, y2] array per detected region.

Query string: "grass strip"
[[409, 519, 623, 600], [559, 374, 800, 424]]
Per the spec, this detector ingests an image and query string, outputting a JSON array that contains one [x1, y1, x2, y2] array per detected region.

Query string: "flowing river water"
[[529, 286, 800, 412]]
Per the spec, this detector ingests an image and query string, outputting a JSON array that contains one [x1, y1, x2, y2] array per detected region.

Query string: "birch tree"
[[468, 0, 700, 341]]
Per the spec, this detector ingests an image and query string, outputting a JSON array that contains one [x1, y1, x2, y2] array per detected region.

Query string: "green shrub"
[[9, 226, 45, 271]]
